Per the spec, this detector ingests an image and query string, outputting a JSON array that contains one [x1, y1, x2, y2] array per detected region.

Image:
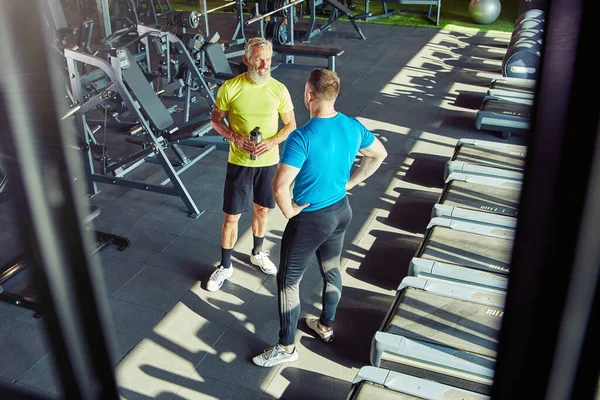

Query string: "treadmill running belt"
[[455, 145, 526, 171], [482, 100, 531, 116], [385, 288, 502, 357], [420, 226, 513, 274], [442, 181, 520, 217]]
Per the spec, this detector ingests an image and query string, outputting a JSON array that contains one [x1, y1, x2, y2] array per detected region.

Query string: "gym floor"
[[0, 14, 525, 399]]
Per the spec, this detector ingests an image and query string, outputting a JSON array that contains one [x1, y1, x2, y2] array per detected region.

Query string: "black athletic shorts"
[[223, 162, 277, 214]]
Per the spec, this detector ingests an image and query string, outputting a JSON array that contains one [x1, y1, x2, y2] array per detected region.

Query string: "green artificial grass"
[[170, 0, 519, 32]]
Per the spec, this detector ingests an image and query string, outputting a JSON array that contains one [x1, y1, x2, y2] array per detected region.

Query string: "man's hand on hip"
[[285, 200, 310, 219]]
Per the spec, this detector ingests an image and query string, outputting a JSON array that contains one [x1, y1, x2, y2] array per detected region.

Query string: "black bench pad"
[[273, 44, 344, 57]]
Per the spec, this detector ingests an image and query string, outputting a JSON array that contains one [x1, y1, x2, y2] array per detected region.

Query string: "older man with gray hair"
[[208, 37, 297, 292]]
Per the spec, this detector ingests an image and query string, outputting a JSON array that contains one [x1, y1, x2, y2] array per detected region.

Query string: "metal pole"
[[491, 0, 600, 398], [96, 0, 112, 38], [245, 0, 304, 25], [200, 0, 210, 37], [0, 2, 119, 399]]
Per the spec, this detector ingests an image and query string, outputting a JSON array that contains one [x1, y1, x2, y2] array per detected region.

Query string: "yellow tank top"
[[215, 74, 294, 167]]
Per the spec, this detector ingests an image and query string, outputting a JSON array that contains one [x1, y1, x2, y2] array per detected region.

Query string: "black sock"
[[252, 236, 264, 255], [221, 248, 233, 268]]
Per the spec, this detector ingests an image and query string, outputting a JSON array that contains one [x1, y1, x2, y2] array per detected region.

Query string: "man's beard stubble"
[[249, 66, 270, 85]]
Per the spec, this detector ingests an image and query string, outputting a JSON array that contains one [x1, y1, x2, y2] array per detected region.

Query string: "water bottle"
[[249, 126, 262, 160]]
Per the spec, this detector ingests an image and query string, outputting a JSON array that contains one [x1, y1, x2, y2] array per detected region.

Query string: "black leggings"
[[277, 197, 352, 346]]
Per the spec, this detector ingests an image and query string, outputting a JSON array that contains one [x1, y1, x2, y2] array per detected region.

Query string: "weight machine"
[[64, 26, 221, 217]]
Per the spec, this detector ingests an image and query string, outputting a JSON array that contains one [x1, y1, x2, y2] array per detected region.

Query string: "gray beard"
[[249, 68, 270, 85]]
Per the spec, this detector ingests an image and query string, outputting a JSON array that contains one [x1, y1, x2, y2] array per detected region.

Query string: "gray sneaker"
[[206, 265, 233, 292], [306, 317, 334, 343], [253, 344, 299, 367]]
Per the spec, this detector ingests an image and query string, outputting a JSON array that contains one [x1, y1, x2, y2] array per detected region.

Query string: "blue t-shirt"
[[280, 113, 375, 212]]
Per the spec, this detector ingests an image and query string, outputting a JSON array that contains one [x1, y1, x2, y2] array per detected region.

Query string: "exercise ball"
[[468, 0, 501, 25]]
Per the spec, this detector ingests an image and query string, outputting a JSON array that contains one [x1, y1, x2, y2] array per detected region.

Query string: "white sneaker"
[[252, 344, 299, 367], [206, 265, 233, 292], [250, 250, 277, 275], [306, 317, 334, 343]]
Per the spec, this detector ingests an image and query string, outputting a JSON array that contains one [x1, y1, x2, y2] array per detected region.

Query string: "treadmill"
[[370, 277, 504, 395], [408, 257, 509, 292], [434, 139, 527, 217], [438, 173, 521, 217], [451, 139, 527, 172], [445, 161, 524, 184], [476, 75, 537, 138], [487, 77, 536, 100], [414, 221, 514, 276], [430, 204, 517, 232], [347, 366, 490, 399], [475, 100, 531, 137]]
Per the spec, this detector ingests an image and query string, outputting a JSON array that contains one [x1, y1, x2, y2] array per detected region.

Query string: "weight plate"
[[274, 20, 289, 44], [259, 0, 269, 15]]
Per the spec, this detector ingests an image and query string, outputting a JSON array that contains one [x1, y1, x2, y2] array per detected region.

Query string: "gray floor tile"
[[228, 283, 317, 345], [188, 164, 228, 189], [0, 315, 12, 332], [173, 373, 263, 400], [181, 266, 267, 326], [376, 196, 438, 235], [184, 211, 254, 247], [17, 353, 63, 397], [359, 215, 425, 249], [15, 311, 47, 328], [346, 188, 385, 216], [194, 328, 283, 392], [337, 268, 397, 319], [107, 298, 166, 361], [134, 303, 228, 372], [344, 242, 416, 291], [101, 226, 177, 264], [11, 382, 60, 399], [177, 184, 223, 214], [114, 265, 197, 312], [117, 356, 189, 400], [403, 151, 451, 189], [181, 212, 227, 245], [96, 195, 161, 227], [299, 308, 383, 365], [134, 199, 201, 236], [0, 321, 50, 380], [0, 301, 28, 320], [194, 147, 230, 166], [264, 339, 358, 400], [98, 254, 147, 298], [149, 236, 221, 277], [91, 218, 133, 237]]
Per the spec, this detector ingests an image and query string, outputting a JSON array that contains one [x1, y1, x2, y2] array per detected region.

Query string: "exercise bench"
[[273, 44, 344, 72]]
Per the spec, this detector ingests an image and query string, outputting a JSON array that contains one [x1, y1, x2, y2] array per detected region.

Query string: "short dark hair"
[[307, 69, 340, 102]]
